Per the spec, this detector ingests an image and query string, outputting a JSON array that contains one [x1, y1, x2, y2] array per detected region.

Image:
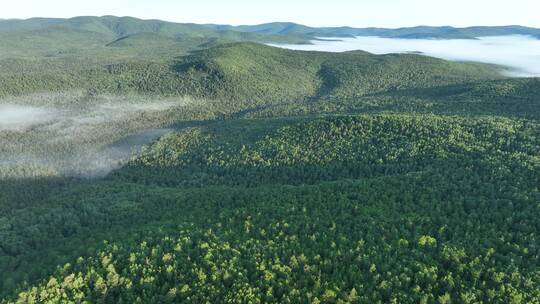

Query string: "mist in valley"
[[0, 105, 56, 131], [271, 35, 540, 77], [0, 92, 195, 178]]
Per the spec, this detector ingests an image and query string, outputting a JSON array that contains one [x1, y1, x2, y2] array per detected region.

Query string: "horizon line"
[[0, 15, 537, 30]]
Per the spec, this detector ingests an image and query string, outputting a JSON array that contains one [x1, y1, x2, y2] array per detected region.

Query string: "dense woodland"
[[0, 17, 539, 303]]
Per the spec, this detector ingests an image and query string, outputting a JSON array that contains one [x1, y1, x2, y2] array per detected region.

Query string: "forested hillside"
[[2, 115, 539, 303], [0, 18, 539, 303]]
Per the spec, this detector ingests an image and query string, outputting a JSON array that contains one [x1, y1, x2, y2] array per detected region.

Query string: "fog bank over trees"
[[0, 92, 189, 178], [272, 35, 540, 77]]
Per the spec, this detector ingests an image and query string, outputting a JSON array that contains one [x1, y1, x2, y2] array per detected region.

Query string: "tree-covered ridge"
[[116, 115, 539, 186], [175, 43, 500, 105], [172, 43, 325, 104], [0, 43, 501, 106], [417, 78, 540, 118], [254, 77, 540, 120], [316, 53, 501, 99]]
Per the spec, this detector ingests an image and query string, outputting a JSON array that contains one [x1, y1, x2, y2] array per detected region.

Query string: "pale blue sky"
[[1, 0, 539, 28]]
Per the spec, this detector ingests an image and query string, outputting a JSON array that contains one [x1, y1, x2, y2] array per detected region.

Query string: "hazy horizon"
[[1, 0, 539, 29]]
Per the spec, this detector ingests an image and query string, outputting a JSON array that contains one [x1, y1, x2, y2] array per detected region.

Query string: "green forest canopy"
[[0, 23, 539, 303]]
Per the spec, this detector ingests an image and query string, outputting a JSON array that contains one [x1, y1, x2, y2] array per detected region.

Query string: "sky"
[[1, 0, 539, 28]]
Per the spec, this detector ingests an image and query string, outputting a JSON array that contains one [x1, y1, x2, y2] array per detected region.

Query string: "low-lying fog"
[[0, 92, 196, 178], [0, 105, 55, 131], [271, 35, 540, 77]]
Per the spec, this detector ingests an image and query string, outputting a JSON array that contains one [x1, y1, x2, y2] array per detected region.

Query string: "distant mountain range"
[[1, 16, 539, 68], [208, 22, 540, 40], [1, 16, 539, 41]]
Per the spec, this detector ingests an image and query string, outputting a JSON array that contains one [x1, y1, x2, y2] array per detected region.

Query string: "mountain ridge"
[[1, 16, 539, 40]]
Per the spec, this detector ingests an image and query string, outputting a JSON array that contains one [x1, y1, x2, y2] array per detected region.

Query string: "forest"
[[0, 16, 539, 304]]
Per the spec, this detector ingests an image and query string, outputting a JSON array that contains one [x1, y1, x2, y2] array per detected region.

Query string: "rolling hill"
[[3, 41, 536, 122], [0, 16, 305, 63]]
